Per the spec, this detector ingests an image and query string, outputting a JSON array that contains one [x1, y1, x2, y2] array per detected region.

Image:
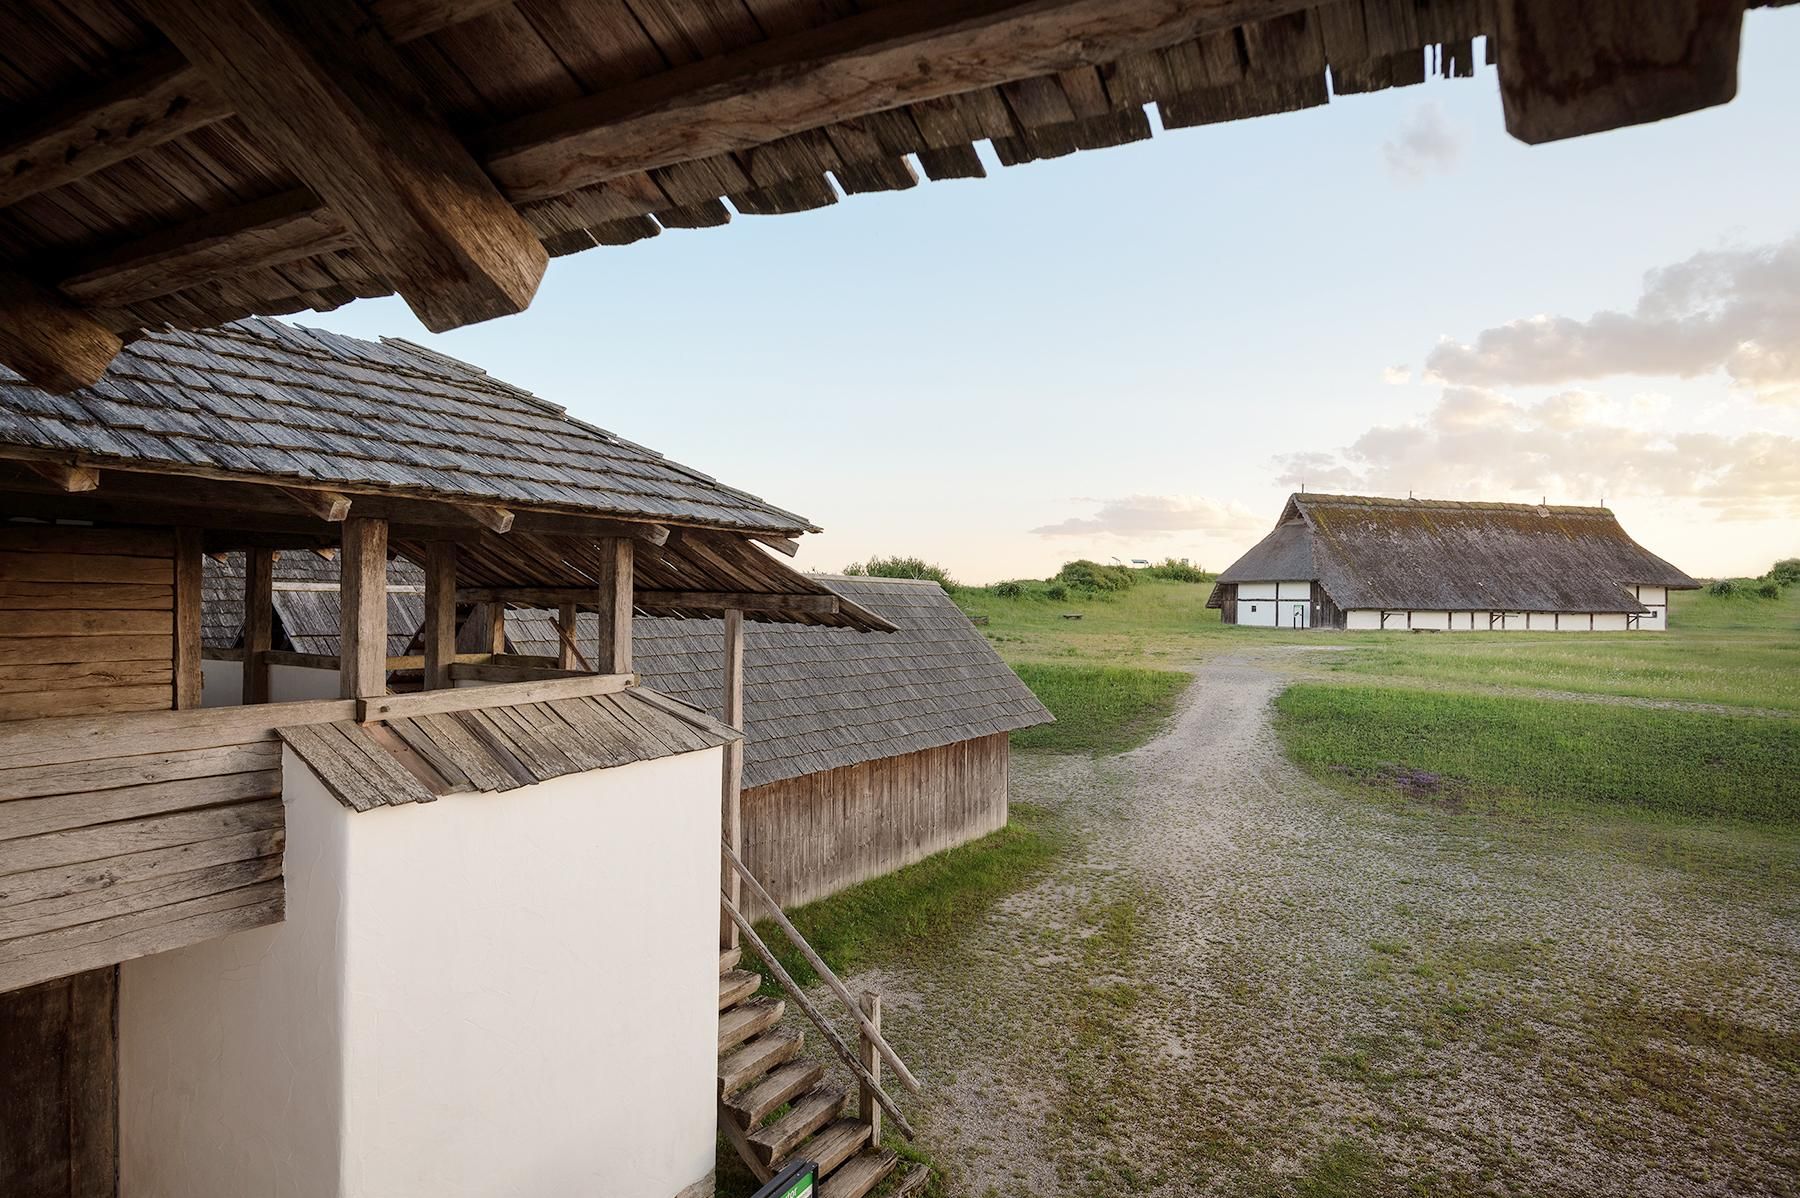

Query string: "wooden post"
[[422, 541, 455, 691], [484, 602, 507, 654], [172, 527, 203, 709], [338, 516, 388, 700], [242, 546, 274, 704], [859, 990, 882, 1143], [720, 606, 744, 950], [593, 537, 634, 674], [557, 600, 580, 670]]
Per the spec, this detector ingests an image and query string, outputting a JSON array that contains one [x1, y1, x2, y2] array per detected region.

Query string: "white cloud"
[[1426, 235, 1800, 403], [1382, 365, 1412, 385], [1031, 495, 1264, 537], [1382, 102, 1466, 181], [1274, 386, 1800, 520]]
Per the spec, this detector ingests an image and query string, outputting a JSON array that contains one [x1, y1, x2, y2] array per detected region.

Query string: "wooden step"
[[748, 1083, 848, 1166], [801, 1118, 871, 1176], [719, 1030, 803, 1096], [820, 1147, 899, 1198], [720, 947, 742, 975], [726, 1059, 824, 1125], [719, 996, 783, 1054], [719, 968, 760, 1011], [888, 1164, 931, 1197]]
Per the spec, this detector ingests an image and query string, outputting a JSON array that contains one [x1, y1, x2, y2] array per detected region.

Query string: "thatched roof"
[[1212, 492, 1698, 612], [211, 567, 1051, 786], [0, 0, 1781, 390], [0, 317, 814, 535]]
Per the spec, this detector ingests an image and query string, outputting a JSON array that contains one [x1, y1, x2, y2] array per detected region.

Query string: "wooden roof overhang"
[[0, 0, 1783, 391], [0, 456, 893, 629]]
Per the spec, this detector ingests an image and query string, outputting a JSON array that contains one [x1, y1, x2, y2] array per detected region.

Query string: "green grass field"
[[1008, 662, 1190, 755]]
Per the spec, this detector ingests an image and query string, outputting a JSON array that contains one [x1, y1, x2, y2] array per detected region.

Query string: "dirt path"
[[848, 650, 1800, 1198]]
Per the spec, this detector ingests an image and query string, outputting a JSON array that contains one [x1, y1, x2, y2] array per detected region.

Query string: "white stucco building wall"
[[1234, 581, 1311, 628], [120, 744, 722, 1198]]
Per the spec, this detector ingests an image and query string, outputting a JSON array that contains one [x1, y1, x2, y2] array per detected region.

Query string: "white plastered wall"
[[120, 744, 723, 1198], [200, 661, 340, 707], [1234, 581, 1310, 628]]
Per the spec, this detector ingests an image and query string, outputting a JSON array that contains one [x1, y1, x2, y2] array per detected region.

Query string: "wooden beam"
[[638, 590, 839, 616], [720, 606, 744, 951], [278, 486, 351, 522], [752, 535, 801, 558], [481, 0, 1314, 202], [594, 537, 634, 674], [25, 461, 100, 492], [173, 527, 204, 709], [368, 0, 517, 43], [556, 600, 582, 670], [1497, 0, 1747, 144], [337, 516, 388, 700], [423, 541, 456, 691], [461, 504, 515, 534], [136, 0, 546, 333], [58, 188, 356, 309], [357, 671, 634, 722], [0, 273, 123, 392], [242, 547, 274, 704], [509, 513, 671, 544]]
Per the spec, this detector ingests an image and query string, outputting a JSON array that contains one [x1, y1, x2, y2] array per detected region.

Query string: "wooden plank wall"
[[0, 968, 117, 1198], [0, 526, 175, 722], [740, 733, 1009, 916], [0, 702, 335, 993]]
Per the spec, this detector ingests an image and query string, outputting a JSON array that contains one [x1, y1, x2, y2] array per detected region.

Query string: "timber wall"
[[0, 526, 176, 722], [741, 732, 1010, 915]]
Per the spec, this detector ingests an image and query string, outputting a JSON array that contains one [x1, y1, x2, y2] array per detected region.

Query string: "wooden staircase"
[[717, 942, 930, 1197]]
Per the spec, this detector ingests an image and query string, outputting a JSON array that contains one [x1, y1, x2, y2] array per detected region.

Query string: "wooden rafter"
[[0, 273, 124, 393], [25, 460, 100, 492], [278, 486, 352, 522], [134, 0, 546, 333]]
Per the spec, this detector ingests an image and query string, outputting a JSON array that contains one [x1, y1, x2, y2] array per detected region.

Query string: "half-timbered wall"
[[0, 526, 175, 722], [741, 733, 1009, 915]]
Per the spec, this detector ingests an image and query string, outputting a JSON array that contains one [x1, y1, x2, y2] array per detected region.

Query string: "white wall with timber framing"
[[1342, 607, 1660, 632], [119, 744, 723, 1198], [1232, 581, 1313, 628]]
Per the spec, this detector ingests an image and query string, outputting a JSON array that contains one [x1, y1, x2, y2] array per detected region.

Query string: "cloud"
[[1274, 386, 1800, 520], [1031, 495, 1264, 538], [1426, 235, 1800, 403], [1382, 365, 1412, 385], [1382, 102, 1466, 180]]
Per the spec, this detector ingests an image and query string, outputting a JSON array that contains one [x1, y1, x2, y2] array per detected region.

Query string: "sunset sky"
[[308, 10, 1799, 585]]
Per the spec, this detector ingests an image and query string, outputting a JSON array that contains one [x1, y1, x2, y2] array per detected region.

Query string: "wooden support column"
[[0, 272, 123, 392], [557, 601, 582, 670], [859, 990, 882, 1143], [173, 527, 204, 709], [484, 603, 508, 655], [720, 606, 745, 950], [242, 547, 274, 704], [338, 516, 388, 700], [593, 537, 634, 674], [136, 0, 546, 332], [422, 541, 456, 691]]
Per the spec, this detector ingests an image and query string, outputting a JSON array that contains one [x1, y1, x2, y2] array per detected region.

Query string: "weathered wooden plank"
[[173, 527, 203, 710], [0, 740, 275, 802], [358, 671, 635, 722], [383, 718, 474, 791], [67, 967, 118, 1198], [722, 606, 744, 949], [338, 516, 388, 700], [423, 541, 457, 691], [0, 610, 173, 638], [594, 536, 634, 674], [0, 528, 172, 558], [0, 827, 283, 910], [0, 552, 171, 584], [0, 879, 285, 992], [137, 0, 547, 332], [0, 582, 172, 610], [0, 663, 171, 694], [637, 590, 839, 615], [277, 724, 384, 813], [0, 636, 172, 667], [0, 799, 283, 878], [2, 853, 282, 941], [0, 272, 124, 393], [412, 712, 519, 792], [243, 547, 274, 704], [0, 769, 281, 844], [0, 685, 173, 724]]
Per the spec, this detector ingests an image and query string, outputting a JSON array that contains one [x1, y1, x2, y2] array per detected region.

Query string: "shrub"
[[842, 555, 957, 588], [1768, 558, 1800, 586], [1143, 557, 1210, 583], [1055, 559, 1137, 593], [1045, 583, 1069, 601], [1757, 580, 1784, 600], [993, 580, 1025, 598], [1707, 578, 1738, 597]]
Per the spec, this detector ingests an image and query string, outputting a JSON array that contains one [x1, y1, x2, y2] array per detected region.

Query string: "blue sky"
[[308, 11, 1800, 584]]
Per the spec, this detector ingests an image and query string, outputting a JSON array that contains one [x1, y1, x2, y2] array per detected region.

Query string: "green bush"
[[1045, 583, 1068, 601], [1707, 578, 1738, 597], [1757, 580, 1784, 600], [842, 555, 957, 588], [993, 580, 1025, 598], [1055, 559, 1137, 593], [1143, 557, 1211, 583], [1768, 558, 1800, 586]]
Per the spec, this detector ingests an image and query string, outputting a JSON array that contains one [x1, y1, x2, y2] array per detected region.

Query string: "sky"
[[305, 11, 1800, 585]]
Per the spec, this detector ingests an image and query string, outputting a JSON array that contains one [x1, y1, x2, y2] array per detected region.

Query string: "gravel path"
[[847, 650, 1800, 1198]]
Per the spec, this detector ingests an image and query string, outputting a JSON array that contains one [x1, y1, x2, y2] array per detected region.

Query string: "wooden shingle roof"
[[0, 1, 1781, 390], [1212, 492, 1699, 612], [0, 317, 816, 535]]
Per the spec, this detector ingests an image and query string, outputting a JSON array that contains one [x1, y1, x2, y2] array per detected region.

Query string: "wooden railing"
[[720, 843, 921, 1140]]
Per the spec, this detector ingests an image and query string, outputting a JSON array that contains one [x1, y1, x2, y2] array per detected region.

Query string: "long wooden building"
[[204, 563, 1053, 912], [0, 318, 930, 1198], [1208, 492, 1700, 631]]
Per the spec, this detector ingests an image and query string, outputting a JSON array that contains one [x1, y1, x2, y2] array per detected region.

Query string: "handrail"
[[722, 842, 921, 1094], [720, 891, 916, 1140]]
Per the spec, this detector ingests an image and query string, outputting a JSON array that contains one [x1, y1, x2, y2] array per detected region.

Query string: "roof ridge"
[[1295, 491, 1612, 515]]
